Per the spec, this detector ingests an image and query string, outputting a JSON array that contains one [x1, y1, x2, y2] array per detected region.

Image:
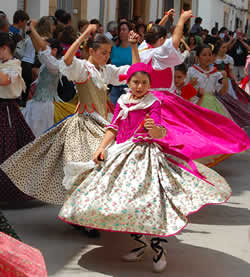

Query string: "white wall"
[[198, 0, 224, 31], [149, 0, 158, 22], [1, 0, 18, 24], [21, 0, 49, 19], [87, 0, 100, 21]]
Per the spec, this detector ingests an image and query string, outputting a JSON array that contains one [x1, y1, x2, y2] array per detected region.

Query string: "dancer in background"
[[0, 32, 35, 202], [59, 63, 231, 273], [173, 63, 204, 105], [187, 44, 232, 118], [139, 10, 250, 167], [22, 21, 77, 137], [213, 40, 250, 128]]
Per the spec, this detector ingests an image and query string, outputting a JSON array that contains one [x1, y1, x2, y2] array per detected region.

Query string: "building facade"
[[2, 0, 249, 34]]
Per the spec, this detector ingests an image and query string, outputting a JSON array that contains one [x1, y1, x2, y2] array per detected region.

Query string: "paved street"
[[3, 149, 250, 277]]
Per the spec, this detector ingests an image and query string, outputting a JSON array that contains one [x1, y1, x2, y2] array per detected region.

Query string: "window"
[[57, 0, 74, 13], [17, 0, 25, 10]]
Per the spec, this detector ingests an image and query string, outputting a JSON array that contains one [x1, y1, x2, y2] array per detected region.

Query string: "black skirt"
[[0, 99, 35, 202]]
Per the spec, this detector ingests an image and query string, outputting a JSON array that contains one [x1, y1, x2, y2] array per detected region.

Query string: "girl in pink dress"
[[139, 10, 250, 167], [59, 63, 231, 273]]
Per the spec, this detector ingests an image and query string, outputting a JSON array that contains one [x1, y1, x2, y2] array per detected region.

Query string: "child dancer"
[[213, 40, 250, 128], [173, 63, 204, 105], [59, 63, 232, 273], [0, 32, 35, 202], [138, 10, 250, 167], [22, 21, 77, 137], [0, 28, 139, 207], [187, 44, 232, 118]]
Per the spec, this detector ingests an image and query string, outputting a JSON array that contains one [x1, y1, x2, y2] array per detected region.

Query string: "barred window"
[[17, 0, 25, 10], [57, 0, 74, 13]]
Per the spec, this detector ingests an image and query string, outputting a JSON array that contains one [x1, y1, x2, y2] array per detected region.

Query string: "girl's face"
[[174, 70, 186, 89], [119, 24, 130, 41], [189, 37, 195, 45], [89, 44, 112, 67], [199, 48, 213, 67], [128, 72, 151, 99], [0, 46, 10, 60], [218, 43, 228, 55]]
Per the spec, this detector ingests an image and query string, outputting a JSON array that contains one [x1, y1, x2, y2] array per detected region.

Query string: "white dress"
[[22, 47, 62, 137]]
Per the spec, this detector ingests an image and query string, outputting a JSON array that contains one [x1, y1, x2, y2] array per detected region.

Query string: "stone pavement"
[[3, 150, 250, 277]]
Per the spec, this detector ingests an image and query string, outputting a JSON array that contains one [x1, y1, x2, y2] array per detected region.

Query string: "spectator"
[[60, 26, 81, 58], [0, 17, 9, 33], [61, 12, 72, 26], [97, 24, 104, 34], [205, 27, 219, 46], [228, 29, 250, 81], [55, 9, 66, 25], [9, 10, 29, 35], [78, 19, 89, 35], [136, 23, 146, 44], [105, 20, 118, 41], [36, 16, 54, 39], [190, 17, 202, 35], [109, 21, 132, 105]]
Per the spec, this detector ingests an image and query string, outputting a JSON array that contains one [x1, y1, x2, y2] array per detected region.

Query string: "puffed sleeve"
[[59, 56, 89, 82], [105, 103, 122, 131], [38, 46, 60, 75], [148, 100, 162, 126], [152, 38, 184, 70], [104, 64, 130, 86]]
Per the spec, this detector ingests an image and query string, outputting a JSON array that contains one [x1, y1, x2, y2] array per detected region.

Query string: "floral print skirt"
[[59, 140, 232, 238]]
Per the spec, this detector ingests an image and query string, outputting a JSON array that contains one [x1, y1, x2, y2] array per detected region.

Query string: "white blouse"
[[215, 54, 234, 70], [187, 65, 223, 94], [0, 59, 26, 99], [138, 38, 184, 71], [59, 57, 129, 89]]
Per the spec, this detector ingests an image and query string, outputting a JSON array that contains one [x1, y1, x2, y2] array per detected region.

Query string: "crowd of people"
[[0, 7, 250, 275]]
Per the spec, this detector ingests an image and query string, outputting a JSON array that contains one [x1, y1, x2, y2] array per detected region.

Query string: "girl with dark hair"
[[173, 63, 204, 105], [187, 44, 231, 117], [138, 11, 250, 168], [0, 26, 140, 237], [21, 21, 77, 137], [0, 32, 35, 203], [58, 63, 231, 273], [213, 39, 250, 128], [110, 21, 133, 105]]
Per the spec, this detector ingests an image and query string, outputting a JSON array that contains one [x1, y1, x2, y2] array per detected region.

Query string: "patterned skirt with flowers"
[[59, 140, 231, 238]]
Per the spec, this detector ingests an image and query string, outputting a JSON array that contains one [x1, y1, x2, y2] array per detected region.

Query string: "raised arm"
[[159, 9, 175, 26], [172, 10, 193, 49], [64, 24, 97, 66], [128, 31, 140, 64], [28, 20, 47, 52]]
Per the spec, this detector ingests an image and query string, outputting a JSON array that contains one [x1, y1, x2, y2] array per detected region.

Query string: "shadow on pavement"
[[77, 233, 250, 277]]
